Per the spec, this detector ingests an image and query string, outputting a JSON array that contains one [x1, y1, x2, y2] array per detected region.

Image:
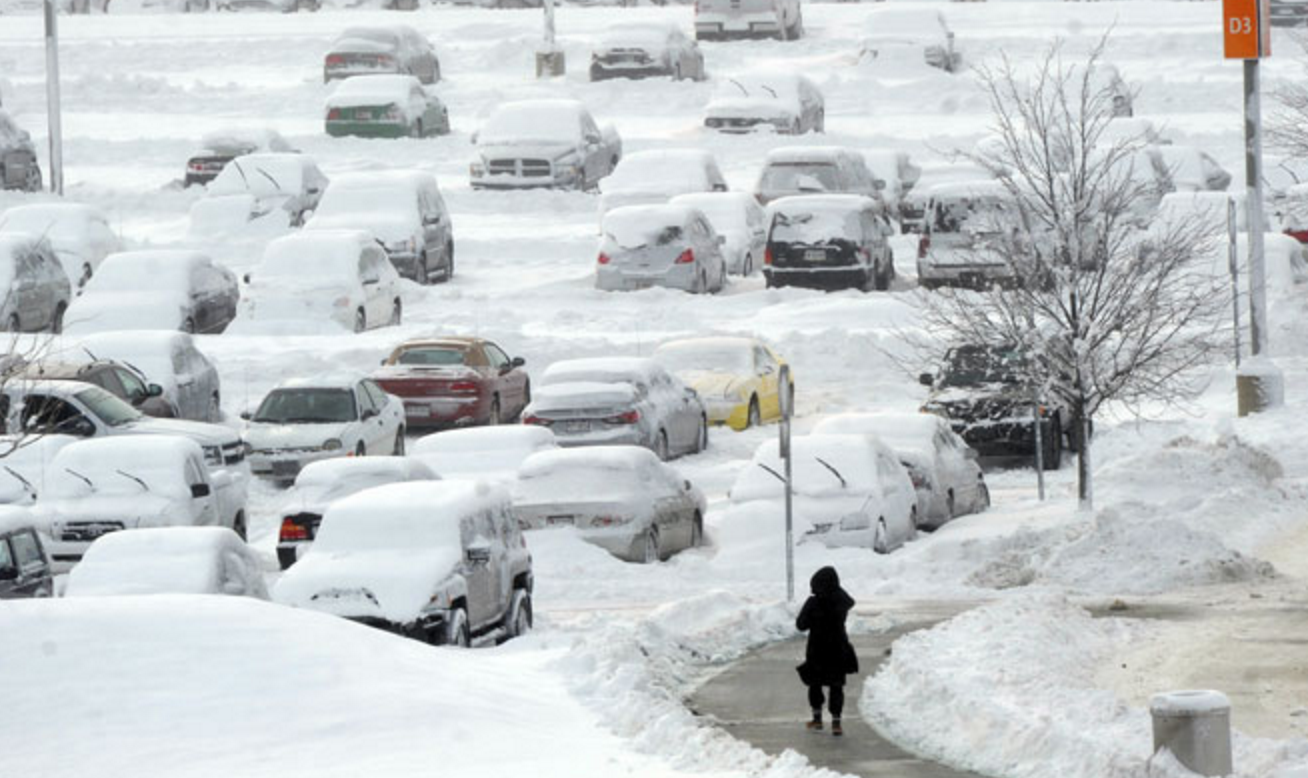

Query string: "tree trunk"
[[1076, 408, 1093, 511]]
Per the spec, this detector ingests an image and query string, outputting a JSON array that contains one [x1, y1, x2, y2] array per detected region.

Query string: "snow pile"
[[862, 595, 1308, 778]]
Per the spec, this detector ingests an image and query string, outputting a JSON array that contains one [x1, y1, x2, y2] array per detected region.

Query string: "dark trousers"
[[808, 683, 844, 718]]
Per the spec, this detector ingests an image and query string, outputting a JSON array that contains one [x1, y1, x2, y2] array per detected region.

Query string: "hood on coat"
[[811, 565, 840, 595]]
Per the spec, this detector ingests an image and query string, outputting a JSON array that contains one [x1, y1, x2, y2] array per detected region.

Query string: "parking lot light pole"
[[779, 364, 794, 602], [44, 0, 64, 195]]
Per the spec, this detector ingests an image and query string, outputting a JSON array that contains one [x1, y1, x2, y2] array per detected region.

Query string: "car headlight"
[[203, 445, 223, 466], [470, 162, 485, 177], [322, 438, 343, 452], [242, 441, 254, 456]]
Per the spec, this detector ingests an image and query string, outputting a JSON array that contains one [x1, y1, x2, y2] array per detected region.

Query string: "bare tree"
[[916, 40, 1230, 508]]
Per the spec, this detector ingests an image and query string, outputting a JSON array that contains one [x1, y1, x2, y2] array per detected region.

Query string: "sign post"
[[778, 364, 793, 602], [43, 0, 64, 195]]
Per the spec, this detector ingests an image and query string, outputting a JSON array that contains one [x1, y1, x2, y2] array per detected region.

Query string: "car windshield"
[[254, 388, 357, 424], [930, 196, 1009, 236], [760, 163, 841, 193], [940, 347, 1029, 388], [657, 344, 753, 374], [396, 347, 467, 366], [770, 208, 860, 243], [75, 387, 143, 427]]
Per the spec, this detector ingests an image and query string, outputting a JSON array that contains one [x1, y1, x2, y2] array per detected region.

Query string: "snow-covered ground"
[[2, 2, 1308, 776]]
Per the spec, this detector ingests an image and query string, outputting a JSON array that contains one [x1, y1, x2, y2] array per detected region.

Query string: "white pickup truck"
[[470, 99, 621, 192]]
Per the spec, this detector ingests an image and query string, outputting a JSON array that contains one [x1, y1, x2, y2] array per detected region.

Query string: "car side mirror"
[[361, 408, 378, 420], [242, 273, 252, 284], [683, 479, 692, 491], [147, 383, 164, 398], [0, 564, 17, 581], [191, 483, 211, 499], [918, 373, 934, 387], [70, 417, 95, 437], [874, 179, 887, 191], [511, 356, 525, 368], [466, 540, 491, 564], [239, 410, 251, 421]]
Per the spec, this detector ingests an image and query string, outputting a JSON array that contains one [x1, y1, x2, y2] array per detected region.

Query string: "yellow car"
[[652, 336, 791, 431]]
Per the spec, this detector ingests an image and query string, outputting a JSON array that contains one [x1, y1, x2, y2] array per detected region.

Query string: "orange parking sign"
[[1224, 0, 1271, 59]]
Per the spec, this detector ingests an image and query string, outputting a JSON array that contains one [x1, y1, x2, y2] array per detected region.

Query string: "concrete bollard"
[[535, 50, 566, 78], [1150, 690, 1233, 777]]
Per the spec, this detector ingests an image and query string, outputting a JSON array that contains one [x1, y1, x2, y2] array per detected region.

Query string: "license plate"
[[404, 402, 428, 416], [547, 515, 575, 526], [561, 421, 590, 434], [272, 461, 299, 477], [804, 249, 827, 262]]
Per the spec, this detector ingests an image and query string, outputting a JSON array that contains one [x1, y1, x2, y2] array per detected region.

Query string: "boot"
[[806, 710, 823, 731], [832, 719, 843, 737]]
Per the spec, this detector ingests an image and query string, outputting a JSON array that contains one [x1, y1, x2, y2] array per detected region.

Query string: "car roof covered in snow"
[[601, 204, 700, 242], [598, 21, 679, 45], [65, 527, 264, 598], [529, 381, 639, 411], [812, 412, 944, 458], [198, 128, 293, 156], [541, 357, 662, 387], [326, 75, 423, 109], [711, 73, 807, 100], [478, 99, 590, 145], [259, 230, 372, 278], [90, 250, 208, 283], [207, 153, 318, 197], [330, 26, 408, 51], [0, 505, 41, 536], [654, 335, 757, 358], [294, 456, 436, 488], [764, 146, 854, 165], [767, 194, 878, 215], [412, 425, 556, 457], [601, 149, 718, 193], [923, 178, 1010, 200], [517, 444, 662, 479]]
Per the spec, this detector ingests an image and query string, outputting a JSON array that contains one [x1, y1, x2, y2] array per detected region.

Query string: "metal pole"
[[43, 0, 64, 196], [1228, 197, 1241, 368], [1245, 59, 1267, 357], [543, 0, 556, 50], [1032, 388, 1045, 501], [779, 364, 793, 602]]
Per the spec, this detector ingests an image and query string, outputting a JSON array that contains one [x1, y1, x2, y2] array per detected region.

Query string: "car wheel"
[[696, 270, 707, 294], [488, 396, 501, 426], [182, 317, 196, 334], [50, 303, 65, 334], [418, 251, 431, 285], [946, 490, 956, 520], [747, 397, 761, 428], [389, 299, 402, 326], [977, 481, 991, 511], [23, 166, 42, 193], [232, 511, 247, 541], [741, 253, 753, 277], [445, 608, 471, 647], [696, 416, 708, 452], [654, 430, 669, 461], [789, 118, 802, 135], [392, 427, 405, 455], [355, 441, 366, 457], [640, 526, 660, 564], [506, 589, 532, 639], [908, 508, 918, 541], [816, 110, 825, 133], [354, 308, 366, 333], [872, 518, 889, 554], [411, 120, 423, 139], [691, 513, 703, 548], [673, 63, 682, 81], [79, 263, 92, 289], [444, 241, 455, 281], [6, 314, 19, 332], [209, 393, 222, 422]]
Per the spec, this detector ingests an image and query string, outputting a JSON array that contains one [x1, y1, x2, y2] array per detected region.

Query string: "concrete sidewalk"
[[691, 624, 977, 778]]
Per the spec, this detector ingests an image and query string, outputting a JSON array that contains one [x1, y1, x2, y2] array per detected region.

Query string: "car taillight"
[[523, 415, 551, 426], [188, 162, 204, 172], [917, 235, 930, 259], [598, 252, 611, 265], [906, 467, 928, 490], [603, 409, 640, 424], [450, 381, 478, 394], [593, 515, 628, 527], [326, 54, 343, 65], [675, 249, 695, 265], [279, 518, 308, 542], [327, 108, 341, 120], [764, 246, 773, 266], [1285, 229, 1308, 244]]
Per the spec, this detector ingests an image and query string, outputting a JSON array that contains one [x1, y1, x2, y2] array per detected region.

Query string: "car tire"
[[946, 490, 956, 520], [418, 251, 431, 285], [232, 511, 247, 541], [389, 299, 402, 326], [654, 430, 669, 461], [691, 512, 703, 548], [789, 118, 802, 135], [695, 416, 708, 452], [392, 428, 405, 455], [640, 526, 660, 564], [815, 110, 825, 133], [488, 396, 501, 426], [412, 120, 423, 139], [79, 263, 92, 289], [209, 393, 222, 422], [977, 481, 991, 511], [445, 608, 471, 647], [742, 253, 753, 277], [6, 314, 19, 332], [873, 518, 889, 554], [183, 317, 196, 334], [696, 270, 707, 294], [444, 240, 455, 281], [354, 308, 366, 333], [355, 441, 366, 457], [673, 64, 682, 81], [23, 165, 42, 193], [506, 589, 532, 639], [50, 303, 65, 334], [747, 397, 761, 428]]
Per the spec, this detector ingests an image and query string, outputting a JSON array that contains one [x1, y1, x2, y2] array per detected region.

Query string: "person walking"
[[795, 566, 857, 736]]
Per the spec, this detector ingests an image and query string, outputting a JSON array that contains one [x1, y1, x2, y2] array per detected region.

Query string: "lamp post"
[[44, 0, 64, 195]]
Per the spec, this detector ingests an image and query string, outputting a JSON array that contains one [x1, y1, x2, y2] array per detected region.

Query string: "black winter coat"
[[795, 566, 857, 687]]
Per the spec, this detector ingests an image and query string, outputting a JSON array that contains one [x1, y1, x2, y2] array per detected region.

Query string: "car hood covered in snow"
[[246, 422, 351, 450], [274, 547, 460, 623]]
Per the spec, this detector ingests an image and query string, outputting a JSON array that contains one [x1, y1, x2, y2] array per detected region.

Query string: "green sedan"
[[325, 74, 450, 139]]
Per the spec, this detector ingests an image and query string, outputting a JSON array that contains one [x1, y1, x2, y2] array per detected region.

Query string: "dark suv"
[[0, 516, 54, 599], [919, 344, 1067, 470], [17, 360, 178, 418]]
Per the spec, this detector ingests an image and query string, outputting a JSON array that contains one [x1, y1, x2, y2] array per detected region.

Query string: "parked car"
[[0, 110, 42, 192], [1270, 0, 1308, 26], [728, 433, 917, 552], [243, 373, 406, 482], [373, 336, 529, 429], [598, 149, 727, 217], [274, 480, 534, 646], [860, 7, 961, 73], [325, 75, 449, 139], [694, 0, 802, 41], [513, 446, 704, 563], [188, 153, 328, 235], [72, 331, 223, 423], [523, 357, 707, 461], [0, 233, 70, 333], [812, 412, 988, 530], [233, 230, 403, 334], [652, 336, 789, 431], [184, 128, 295, 188], [919, 343, 1069, 470], [17, 360, 177, 419], [597, 204, 728, 294], [35, 436, 241, 571], [669, 192, 766, 276], [323, 26, 440, 85], [590, 21, 705, 82], [703, 74, 824, 135], [0, 509, 54, 598], [304, 170, 454, 284], [916, 180, 1017, 289], [0, 435, 77, 506], [64, 250, 238, 335], [412, 425, 557, 483], [470, 99, 622, 191], [0, 203, 121, 289], [754, 146, 883, 206], [1150, 145, 1231, 192], [899, 163, 994, 233], [65, 527, 268, 598], [276, 456, 438, 569], [764, 194, 895, 290]]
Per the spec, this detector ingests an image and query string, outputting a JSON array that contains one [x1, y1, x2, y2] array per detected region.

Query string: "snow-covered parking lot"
[[3, 2, 1308, 776]]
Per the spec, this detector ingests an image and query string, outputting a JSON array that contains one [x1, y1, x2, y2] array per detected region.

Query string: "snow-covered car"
[[754, 146, 883, 206], [862, 149, 922, 218], [598, 149, 727, 218], [243, 373, 406, 482], [728, 433, 917, 553], [916, 180, 1018, 289], [0, 435, 77, 505], [411, 425, 557, 483], [597, 204, 728, 294], [590, 22, 706, 82], [373, 336, 530, 429], [899, 162, 994, 233], [1085, 63, 1134, 118], [276, 456, 438, 569], [1270, 0, 1308, 26], [323, 26, 440, 85], [765, 194, 895, 290], [72, 331, 223, 423], [0, 233, 70, 333], [695, 0, 802, 41], [652, 336, 790, 431], [65, 526, 268, 599], [274, 480, 534, 646], [812, 412, 988, 530], [184, 128, 295, 187], [668, 192, 767, 276], [0, 508, 53, 598], [860, 7, 961, 73], [703, 74, 824, 135], [0, 110, 42, 192], [325, 75, 449, 139], [188, 153, 328, 236], [64, 250, 238, 335], [0, 203, 122, 289], [513, 446, 704, 563], [1150, 144, 1231, 192], [304, 170, 454, 284], [35, 436, 242, 571], [234, 230, 403, 334], [469, 99, 622, 191], [523, 357, 708, 461], [16, 359, 177, 419]]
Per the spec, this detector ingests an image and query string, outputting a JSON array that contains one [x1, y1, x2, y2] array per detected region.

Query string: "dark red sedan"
[[372, 337, 530, 428]]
